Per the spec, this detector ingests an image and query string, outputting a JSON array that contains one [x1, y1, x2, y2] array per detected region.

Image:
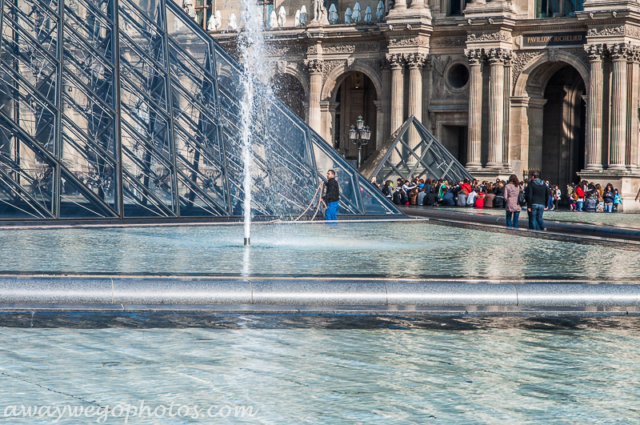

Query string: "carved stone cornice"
[[467, 31, 512, 43], [585, 44, 606, 62], [304, 59, 324, 74], [388, 36, 429, 48], [511, 51, 543, 85], [464, 48, 484, 65], [587, 26, 640, 39]]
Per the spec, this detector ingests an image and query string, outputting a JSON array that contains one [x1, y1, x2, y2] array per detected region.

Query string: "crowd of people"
[[378, 173, 625, 230]]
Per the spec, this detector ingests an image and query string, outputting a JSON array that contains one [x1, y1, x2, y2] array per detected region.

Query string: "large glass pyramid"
[[361, 116, 474, 185], [0, 0, 399, 220]]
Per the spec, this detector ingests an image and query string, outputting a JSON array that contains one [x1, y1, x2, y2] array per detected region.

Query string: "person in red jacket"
[[474, 188, 485, 208], [575, 182, 585, 212]]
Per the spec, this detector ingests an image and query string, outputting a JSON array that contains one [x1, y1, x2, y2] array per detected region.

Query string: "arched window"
[[450, 0, 470, 16], [537, 0, 584, 17]]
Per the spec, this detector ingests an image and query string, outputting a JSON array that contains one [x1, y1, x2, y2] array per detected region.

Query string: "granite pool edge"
[[1, 277, 640, 310]]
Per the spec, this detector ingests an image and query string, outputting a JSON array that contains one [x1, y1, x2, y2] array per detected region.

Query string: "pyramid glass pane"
[[0, 0, 399, 221], [364, 117, 474, 186]]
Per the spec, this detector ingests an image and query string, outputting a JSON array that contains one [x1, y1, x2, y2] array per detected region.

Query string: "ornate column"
[[465, 49, 483, 170], [407, 53, 426, 164], [380, 59, 392, 140], [388, 53, 405, 163], [585, 44, 605, 171], [388, 53, 406, 134], [487, 48, 507, 169], [628, 46, 640, 171], [374, 100, 384, 149], [305, 59, 324, 135], [502, 53, 512, 170], [609, 44, 629, 171]]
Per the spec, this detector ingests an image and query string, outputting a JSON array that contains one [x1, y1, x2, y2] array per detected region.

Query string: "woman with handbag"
[[504, 174, 522, 229]]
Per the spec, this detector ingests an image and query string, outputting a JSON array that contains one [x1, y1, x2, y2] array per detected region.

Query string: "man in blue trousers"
[[323, 169, 340, 221]]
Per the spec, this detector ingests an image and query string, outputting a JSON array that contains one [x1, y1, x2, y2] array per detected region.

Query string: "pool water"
[[0, 316, 639, 424], [0, 221, 638, 280]]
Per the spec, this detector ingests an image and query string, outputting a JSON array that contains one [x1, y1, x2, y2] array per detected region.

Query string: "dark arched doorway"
[[541, 65, 586, 191], [333, 72, 378, 164], [271, 73, 306, 120]]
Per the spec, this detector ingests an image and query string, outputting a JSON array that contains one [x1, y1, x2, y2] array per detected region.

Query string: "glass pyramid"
[[0, 0, 399, 220], [361, 116, 474, 185]]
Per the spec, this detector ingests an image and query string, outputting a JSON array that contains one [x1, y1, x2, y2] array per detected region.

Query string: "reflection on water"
[[0, 222, 639, 279], [0, 319, 639, 423]]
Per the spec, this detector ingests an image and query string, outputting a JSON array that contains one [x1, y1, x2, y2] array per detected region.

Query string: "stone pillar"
[[388, 53, 405, 163], [487, 48, 506, 169], [502, 54, 512, 169], [628, 46, 640, 171], [380, 59, 392, 140], [374, 99, 384, 149], [586, 44, 605, 171], [389, 53, 405, 134], [407, 53, 425, 163], [410, 0, 426, 8], [305, 59, 324, 136], [609, 44, 629, 171], [465, 49, 483, 170]]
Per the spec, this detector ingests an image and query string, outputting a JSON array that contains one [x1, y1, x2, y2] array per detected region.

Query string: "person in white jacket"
[[466, 188, 477, 207]]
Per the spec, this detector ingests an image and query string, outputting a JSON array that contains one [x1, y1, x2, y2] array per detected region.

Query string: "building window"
[[450, 0, 470, 16], [537, 0, 584, 17]]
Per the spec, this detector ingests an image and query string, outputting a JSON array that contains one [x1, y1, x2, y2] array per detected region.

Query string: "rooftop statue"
[[364, 5, 372, 23], [295, 9, 301, 27], [376, 1, 385, 20], [278, 6, 287, 27], [228, 13, 237, 30], [300, 5, 308, 25], [345, 7, 352, 24], [352, 2, 361, 23], [328, 4, 339, 24]]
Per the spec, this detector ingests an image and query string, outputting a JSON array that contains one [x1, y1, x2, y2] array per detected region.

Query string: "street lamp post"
[[349, 115, 372, 168]]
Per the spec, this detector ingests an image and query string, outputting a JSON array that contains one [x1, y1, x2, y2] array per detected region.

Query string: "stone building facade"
[[206, 0, 640, 210]]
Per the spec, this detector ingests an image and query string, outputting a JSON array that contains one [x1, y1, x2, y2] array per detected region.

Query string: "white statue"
[[228, 13, 237, 30], [269, 10, 278, 28], [295, 9, 301, 27], [173, 12, 184, 31], [364, 5, 372, 23], [183, 0, 196, 21], [328, 3, 339, 24], [214, 10, 222, 29], [352, 2, 361, 23], [300, 5, 308, 25], [345, 7, 352, 24], [278, 6, 286, 27], [376, 1, 385, 21], [312, 0, 321, 21], [207, 13, 217, 31]]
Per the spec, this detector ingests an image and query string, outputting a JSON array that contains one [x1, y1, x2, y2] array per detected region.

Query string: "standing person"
[[493, 181, 505, 209], [323, 170, 340, 221], [575, 182, 585, 212], [603, 184, 614, 213], [614, 189, 623, 212], [553, 185, 561, 211], [504, 174, 522, 228], [525, 171, 548, 230], [484, 183, 496, 208]]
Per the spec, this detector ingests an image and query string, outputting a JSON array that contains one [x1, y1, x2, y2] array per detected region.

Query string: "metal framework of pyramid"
[[361, 116, 474, 185], [0, 0, 399, 220]]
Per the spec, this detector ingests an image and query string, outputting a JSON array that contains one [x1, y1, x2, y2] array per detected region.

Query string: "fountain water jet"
[[238, 0, 274, 246]]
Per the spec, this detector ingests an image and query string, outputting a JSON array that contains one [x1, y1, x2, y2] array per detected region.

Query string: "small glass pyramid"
[[361, 116, 473, 185]]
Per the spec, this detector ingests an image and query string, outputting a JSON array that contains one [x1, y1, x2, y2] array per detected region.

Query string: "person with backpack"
[[504, 174, 522, 228]]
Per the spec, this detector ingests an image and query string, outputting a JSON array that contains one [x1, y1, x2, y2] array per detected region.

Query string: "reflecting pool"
[[0, 317, 639, 424], [1, 221, 638, 279]]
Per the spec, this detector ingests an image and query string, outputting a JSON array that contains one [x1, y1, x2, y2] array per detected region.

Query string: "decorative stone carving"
[[321, 60, 343, 77], [406, 53, 428, 68], [324, 45, 356, 53], [587, 26, 640, 39], [608, 43, 632, 60], [464, 48, 484, 65], [304, 59, 324, 74], [307, 44, 319, 54], [511, 51, 543, 85], [467, 32, 512, 43], [487, 48, 512, 64], [388, 37, 428, 47], [585, 44, 606, 62], [386, 53, 406, 68]]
